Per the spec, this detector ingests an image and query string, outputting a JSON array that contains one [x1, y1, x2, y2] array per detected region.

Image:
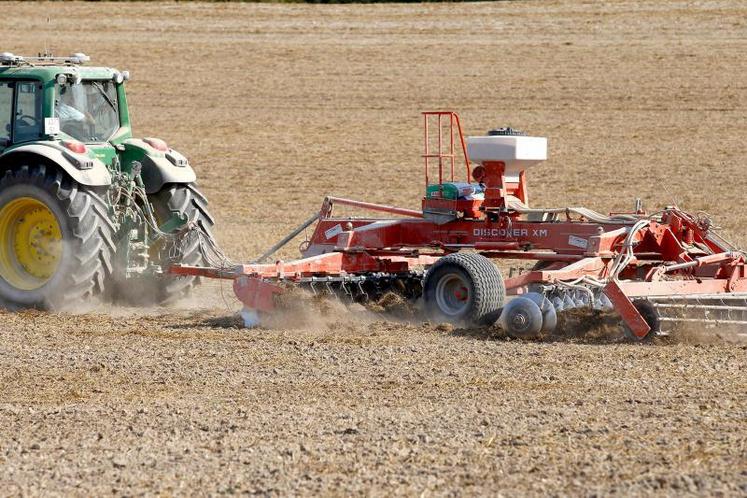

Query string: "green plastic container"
[[426, 182, 483, 200]]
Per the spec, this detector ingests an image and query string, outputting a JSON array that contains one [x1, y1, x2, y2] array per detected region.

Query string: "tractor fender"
[[121, 138, 196, 194], [0, 142, 112, 186]]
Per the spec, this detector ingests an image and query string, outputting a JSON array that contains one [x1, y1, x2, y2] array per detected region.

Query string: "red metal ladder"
[[422, 111, 471, 188]]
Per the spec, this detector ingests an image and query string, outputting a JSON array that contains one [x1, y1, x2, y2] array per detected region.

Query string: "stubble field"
[[0, 1, 746, 495]]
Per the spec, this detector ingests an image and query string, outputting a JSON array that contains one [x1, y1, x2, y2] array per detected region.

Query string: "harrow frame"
[[171, 112, 747, 338]]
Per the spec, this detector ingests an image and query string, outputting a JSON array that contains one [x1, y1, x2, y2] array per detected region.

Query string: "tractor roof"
[[0, 52, 122, 82], [0, 65, 119, 81]]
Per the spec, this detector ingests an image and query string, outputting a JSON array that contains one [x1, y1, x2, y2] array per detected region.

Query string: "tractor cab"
[[0, 52, 132, 155], [0, 52, 194, 192], [421, 111, 547, 224]]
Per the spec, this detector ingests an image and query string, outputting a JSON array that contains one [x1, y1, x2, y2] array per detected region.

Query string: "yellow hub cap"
[[0, 197, 62, 290]]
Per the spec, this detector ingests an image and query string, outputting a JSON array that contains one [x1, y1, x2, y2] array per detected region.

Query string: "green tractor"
[[0, 52, 217, 309]]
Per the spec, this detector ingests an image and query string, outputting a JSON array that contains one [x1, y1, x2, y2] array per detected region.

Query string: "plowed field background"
[[1, 1, 746, 495]]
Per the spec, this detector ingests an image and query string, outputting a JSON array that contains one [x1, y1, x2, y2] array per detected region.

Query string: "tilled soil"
[[1, 305, 745, 496], [1, 1, 747, 495]]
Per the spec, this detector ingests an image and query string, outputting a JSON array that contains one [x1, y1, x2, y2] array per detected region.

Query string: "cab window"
[[14, 81, 42, 143], [0, 83, 12, 147]]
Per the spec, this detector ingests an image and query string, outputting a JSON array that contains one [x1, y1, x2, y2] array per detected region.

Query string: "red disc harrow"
[[171, 112, 747, 339]]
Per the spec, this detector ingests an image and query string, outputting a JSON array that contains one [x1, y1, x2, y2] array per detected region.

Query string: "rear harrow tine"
[[653, 304, 747, 312], [648, 293, 747, 338], [658, 317, 747, 326], [357, 281, 368, 303], [325, 281, 335, 299]]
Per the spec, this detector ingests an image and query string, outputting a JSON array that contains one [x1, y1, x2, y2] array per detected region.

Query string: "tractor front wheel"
[[0, 164, 114, 310], [423, 253, 505, 326]]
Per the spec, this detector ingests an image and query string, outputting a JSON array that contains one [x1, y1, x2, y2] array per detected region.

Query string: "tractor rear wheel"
[[0, 164, 114, 310], [150, 183, 216, 304], [423, 253, 505, 326]]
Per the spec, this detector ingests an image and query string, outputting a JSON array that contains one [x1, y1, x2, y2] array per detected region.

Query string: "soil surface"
[[1, 1, 746, 495]]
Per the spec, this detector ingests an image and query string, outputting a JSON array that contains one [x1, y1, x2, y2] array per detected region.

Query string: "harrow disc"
[[500, 297, 543, 339], [523, 292, 558, 334]]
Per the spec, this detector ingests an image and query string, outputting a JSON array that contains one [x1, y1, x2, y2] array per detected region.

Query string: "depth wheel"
[[423, 253, 505, 326], [0, 164, 114, 310], [623, 299, 661, 340], [150, 183, 216, 304]]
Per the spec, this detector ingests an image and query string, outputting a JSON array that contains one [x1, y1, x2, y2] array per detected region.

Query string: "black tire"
[[150, 183, 216, 304], [622, 299, 660, 341], [0, 164, 115, 310], [423, 252, 505, 326]]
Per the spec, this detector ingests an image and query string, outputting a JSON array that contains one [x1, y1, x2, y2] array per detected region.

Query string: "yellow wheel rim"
[[0, 197, 62, 291]]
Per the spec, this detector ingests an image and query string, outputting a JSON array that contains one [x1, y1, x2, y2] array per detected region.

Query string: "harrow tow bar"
[[253, 212, 321, 264]]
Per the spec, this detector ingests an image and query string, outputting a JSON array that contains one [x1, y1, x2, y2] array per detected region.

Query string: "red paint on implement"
[[169, 112, 747, 338], [233, 277, 282, 312]]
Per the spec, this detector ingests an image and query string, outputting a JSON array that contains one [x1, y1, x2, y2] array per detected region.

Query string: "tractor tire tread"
[[151, 183, 216, 304], [0, 164, 114, 309]]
